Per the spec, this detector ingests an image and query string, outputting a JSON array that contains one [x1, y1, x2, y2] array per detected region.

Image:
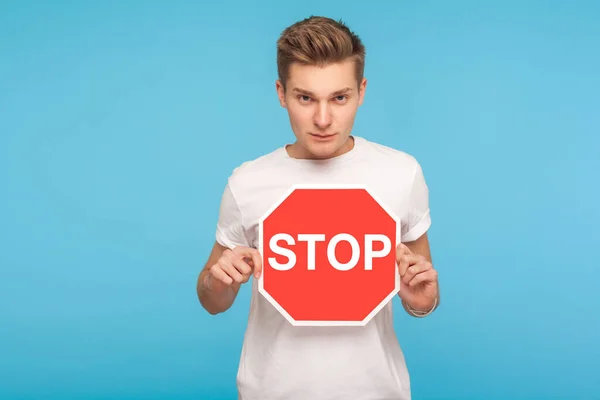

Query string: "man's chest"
[[238, 172, 411, 249]]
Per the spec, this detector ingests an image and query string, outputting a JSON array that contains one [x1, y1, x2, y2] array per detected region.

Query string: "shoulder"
[[357, 136, 422, 175], [226, 145, 287, 189]]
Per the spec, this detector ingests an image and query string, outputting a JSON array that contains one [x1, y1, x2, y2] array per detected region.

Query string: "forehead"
[[287, 60, 357, 96]]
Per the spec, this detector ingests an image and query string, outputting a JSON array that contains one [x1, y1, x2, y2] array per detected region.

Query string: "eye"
[[298, 95, 312, 103], [334, 95, 348, 103]]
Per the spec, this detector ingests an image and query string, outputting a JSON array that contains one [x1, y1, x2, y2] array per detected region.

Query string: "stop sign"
[[258, 184, 400, 326]]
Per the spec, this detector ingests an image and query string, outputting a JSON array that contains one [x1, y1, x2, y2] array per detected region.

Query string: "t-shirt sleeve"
[[401, 161, 432, 242], [215, 182, 250, 249]]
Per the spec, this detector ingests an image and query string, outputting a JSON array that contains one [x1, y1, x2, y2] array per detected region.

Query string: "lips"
[[310, 133, 336, 139]]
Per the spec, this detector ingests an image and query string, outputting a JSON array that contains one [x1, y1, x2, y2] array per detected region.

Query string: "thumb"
[[251, 249, 263, 278], [396, 242, 412, 257], [398, 242, 412, 252]]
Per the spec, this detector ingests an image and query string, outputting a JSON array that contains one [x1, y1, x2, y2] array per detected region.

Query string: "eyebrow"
[[292, 87, 353, 97]]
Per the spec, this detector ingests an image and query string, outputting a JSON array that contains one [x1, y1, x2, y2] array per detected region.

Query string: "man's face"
[[276, 59, 367, 159]]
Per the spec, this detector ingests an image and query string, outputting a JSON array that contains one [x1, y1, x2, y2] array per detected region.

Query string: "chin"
[[305, 136, 345, 159]]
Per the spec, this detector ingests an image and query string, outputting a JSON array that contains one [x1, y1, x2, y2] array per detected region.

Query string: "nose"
[[313, 102, 332, 129]]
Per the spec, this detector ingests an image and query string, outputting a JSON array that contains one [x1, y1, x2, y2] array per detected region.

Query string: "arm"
[[396, 159, 438, 317], [199, 180, 261, 315]]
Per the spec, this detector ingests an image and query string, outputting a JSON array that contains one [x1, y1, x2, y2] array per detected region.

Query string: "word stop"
[[267, 233, 392, 271]]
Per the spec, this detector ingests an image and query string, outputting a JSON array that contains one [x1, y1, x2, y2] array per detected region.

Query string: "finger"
[[408, 269, 438, 288], [209, 265, 233, 286], [398, 253, 426, 277], [231, 258, 252, 282], [231, 256, 252, 275], [219, 259, 244, 283], [403, 261, 431, 285], [235, 247, 263, 278]]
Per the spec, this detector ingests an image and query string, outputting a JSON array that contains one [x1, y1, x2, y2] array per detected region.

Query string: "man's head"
[[275, 16, 367, 160]]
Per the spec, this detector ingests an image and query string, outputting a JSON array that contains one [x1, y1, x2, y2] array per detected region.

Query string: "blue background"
[[1, 1, 599, 399]]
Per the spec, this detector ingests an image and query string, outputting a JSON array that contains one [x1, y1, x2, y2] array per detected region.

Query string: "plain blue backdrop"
[[1, 1, 599, 399]]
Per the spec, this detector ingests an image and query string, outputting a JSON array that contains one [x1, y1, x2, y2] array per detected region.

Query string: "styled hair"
[[276, 16, 366, 90]]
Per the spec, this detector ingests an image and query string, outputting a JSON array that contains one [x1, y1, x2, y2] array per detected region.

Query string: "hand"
[[396, 243, 439, 312], [204, 246, 262, 293]]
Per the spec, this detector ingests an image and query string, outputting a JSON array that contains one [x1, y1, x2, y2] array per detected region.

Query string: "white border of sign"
[[258, 183, 401, 327]]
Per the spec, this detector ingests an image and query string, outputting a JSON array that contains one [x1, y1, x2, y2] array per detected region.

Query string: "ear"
[[358, 77, 367, 106], [275, 80, 287, 108]]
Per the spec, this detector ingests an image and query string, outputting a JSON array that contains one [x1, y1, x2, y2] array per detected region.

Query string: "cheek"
[[334, 106, 358, 125], [287, 104, 312, 126]]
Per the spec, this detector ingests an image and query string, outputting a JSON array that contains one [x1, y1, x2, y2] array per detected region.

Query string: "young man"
[[197, 16, 440, 400]]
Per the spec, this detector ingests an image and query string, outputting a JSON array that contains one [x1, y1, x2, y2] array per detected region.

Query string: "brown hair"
[[276, 16, 366, 90]]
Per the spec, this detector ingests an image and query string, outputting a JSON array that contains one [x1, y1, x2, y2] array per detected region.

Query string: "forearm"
[[197, 270, 239, 315]]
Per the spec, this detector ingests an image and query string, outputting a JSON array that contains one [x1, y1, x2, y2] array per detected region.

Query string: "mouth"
[[310, 133, 337, 141]]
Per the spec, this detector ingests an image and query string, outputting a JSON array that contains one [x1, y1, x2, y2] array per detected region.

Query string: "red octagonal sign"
[[258, 184, 400, 326]]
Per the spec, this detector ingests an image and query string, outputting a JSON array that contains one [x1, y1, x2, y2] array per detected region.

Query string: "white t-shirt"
[[215, 136, 431, 400]]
